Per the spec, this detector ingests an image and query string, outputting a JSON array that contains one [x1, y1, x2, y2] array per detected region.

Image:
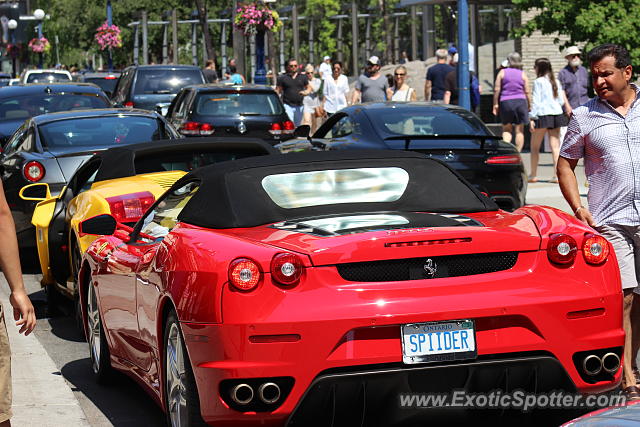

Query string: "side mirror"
[[79, 214, 117, 236], [293, 125, 310, 138], [19, 183, 51, 201]]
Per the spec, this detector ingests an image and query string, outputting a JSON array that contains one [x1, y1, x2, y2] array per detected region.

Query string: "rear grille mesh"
[[336, 252, 518, 282]]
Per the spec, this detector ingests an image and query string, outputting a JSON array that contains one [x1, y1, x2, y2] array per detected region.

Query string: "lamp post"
[[33, 8, 45, 69], [106, 0, 113, 71], [8, 19, 17, 77]]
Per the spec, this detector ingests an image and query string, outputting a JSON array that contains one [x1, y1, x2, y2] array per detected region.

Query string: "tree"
[[511, 0, 640, 66], [194, 0, 215, 64]]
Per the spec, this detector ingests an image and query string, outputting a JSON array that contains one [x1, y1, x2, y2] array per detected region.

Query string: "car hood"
[[224, 211, 541, 266]]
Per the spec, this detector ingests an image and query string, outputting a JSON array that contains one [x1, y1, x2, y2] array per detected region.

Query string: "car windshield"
[[195, 92, 284, 116], [262, 167, 410, 209], [26, 72, 71, 83], [133, 69, 204, 95], [39, 116, 165, 148], [0, 94, 109, 121], [84, 77, 118, 94], [370, 107, 488, 137]]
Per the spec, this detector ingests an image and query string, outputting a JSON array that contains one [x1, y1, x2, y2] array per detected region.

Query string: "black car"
[[0, 108, 179, 247], [77, 71, 121, 97], [278, 102, 527, 210], [111, 64, 206, 112], [166, 84, 295, 142], [0, 83, 111, 146]]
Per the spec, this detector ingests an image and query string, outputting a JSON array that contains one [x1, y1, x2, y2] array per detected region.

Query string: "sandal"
[[528, 176, 538, 183], [623, 385, 640, 400]]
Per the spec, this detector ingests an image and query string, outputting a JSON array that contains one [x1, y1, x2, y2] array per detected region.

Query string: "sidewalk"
[[0, 277, 89, 427]]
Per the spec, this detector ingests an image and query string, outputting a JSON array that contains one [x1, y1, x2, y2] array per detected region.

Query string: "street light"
[[33, 8, 45, 69], [8, 19, 17, 77]]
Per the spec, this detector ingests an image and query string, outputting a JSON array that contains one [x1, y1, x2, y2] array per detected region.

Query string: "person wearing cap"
[[319, 56, 332, 79], [425, 48, 454, 101], [351, 56, 388, 104], [558, 46, 590, 143]]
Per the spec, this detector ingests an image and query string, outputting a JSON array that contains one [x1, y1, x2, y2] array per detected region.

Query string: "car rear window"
[[0, 94, 109, 121], [84, 77, 118, 94], [26, 72, 71, 83], [195, 91, 284, 116], [261, 167, 410, 209], [39, 116, 166, 148], [133, 69, 204, 95], [372, 108, 488, 136]]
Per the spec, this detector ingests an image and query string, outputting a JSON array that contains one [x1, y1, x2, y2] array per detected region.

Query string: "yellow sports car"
[[19, 138, 275, 312]]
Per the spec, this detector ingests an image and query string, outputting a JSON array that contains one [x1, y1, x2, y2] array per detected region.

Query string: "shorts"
[[0, 304, 11, 423], [534, 114, 568, 129], [595, 224, 640, 292], [499, 98, 529, 125]]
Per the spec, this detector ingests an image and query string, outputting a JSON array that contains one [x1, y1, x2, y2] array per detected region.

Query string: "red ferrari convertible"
[[78, 150, 624, 427]]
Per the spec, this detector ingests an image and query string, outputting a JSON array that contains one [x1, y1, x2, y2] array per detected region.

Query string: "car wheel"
[[164, 311, 206, 427], [86, 281, 112, 383]]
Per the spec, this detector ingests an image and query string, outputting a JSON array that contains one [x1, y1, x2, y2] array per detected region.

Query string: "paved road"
[[8, 153, 593, 426]]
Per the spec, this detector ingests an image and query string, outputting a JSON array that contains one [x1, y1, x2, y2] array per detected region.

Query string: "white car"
[[20, 69, 72, 84]]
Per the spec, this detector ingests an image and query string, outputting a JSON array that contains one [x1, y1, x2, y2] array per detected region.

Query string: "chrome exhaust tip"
[[583, 354, 603, 376], [258, 382, 281, 404], [602, 352, 621, 374], [230, 383, 254, 405]]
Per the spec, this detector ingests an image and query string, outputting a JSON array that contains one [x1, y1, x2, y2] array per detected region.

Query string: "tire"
[[164, 311, 207, 427], [86, 281, 112, 384]]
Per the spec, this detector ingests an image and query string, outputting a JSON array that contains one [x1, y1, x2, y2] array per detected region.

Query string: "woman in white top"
[[323, 61, 349, 116], [528, 58, 572, 183], [301, 64, 324, 132], [386, 65, 417, 102]]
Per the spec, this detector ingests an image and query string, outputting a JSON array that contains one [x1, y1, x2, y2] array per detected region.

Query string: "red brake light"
[[582, 233, 610, 265], [269, 122, 282, 135], [228, 258, 262, 291], [282, 120, 295, 134], [180, 121, 214, 136], [270, 252, 305, 286], [485, 155, 522, 165], [547, 233, 577, 265], [105, 76, 117, 80], [123, 101, 134, 108], [23, 161, 45, 182], [106, 191, 155, 223]]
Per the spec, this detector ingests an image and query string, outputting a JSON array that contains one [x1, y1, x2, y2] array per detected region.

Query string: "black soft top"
[[174, 150, 499, 229], [92, 137, 278, 182]]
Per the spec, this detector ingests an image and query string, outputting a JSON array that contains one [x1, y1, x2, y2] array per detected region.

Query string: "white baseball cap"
[[564, 46, 581, 57], [323, 55, 331, 61], [367, 55, 380, 65]]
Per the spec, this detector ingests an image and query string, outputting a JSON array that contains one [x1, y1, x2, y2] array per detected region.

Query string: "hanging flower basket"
[[234, 2, 282, 36], [28, 37, 50, 54], [95, 21, 122, 50]]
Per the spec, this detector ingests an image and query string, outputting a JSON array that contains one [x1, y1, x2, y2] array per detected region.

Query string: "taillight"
[[269, 121, 295, 136], [23, 161, 45, 182], [123, 101, 134, 108], [582, 233, 610, 265], [106, 191, 155, 223], [271, 253, 305, 286], [269, 122, 282, 135], [179, 121, 214, 136], [282, 120, 295, 134], [228, 258, 262, 291], [547, 233, 577, 265], [485, 155, 522, 165]]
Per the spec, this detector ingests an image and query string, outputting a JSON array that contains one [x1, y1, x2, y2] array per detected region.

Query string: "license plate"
[[401, 320, 477, 364]]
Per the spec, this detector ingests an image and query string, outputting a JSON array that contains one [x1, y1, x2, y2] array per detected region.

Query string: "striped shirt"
[[560, 84, 640, 226]]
